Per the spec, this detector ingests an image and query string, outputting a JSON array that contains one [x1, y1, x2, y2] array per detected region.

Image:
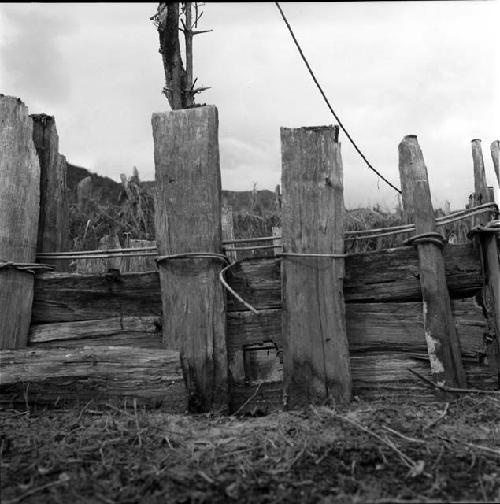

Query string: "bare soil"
[[1, 395, 499, 504]]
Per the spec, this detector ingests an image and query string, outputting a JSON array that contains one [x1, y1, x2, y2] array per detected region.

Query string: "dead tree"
[[151, 2, 210, 110]]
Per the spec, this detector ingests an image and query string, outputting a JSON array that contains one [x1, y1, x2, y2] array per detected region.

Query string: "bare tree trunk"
[[157, 2, 187, 110], [184, 2, 194, 107]]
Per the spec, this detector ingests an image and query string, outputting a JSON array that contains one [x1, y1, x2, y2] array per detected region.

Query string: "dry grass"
[[2, 395, 499, 503]]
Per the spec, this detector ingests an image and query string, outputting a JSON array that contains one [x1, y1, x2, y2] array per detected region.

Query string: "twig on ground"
[[408, 368, 500, 395], [105, 403, 134, 418], [95, 494, 115, 504], [462, 442, 500, 458], [133, 399, 142, 448], [231, 382, 263, 417], [198, 470, 215, 484], [3, 479, 67, 504], [430, 445, 444, 472], [382, 425, 426, 444], [423, 402, 450, 432], [311, 406, 417, 470], [77, 399, 94, 423]]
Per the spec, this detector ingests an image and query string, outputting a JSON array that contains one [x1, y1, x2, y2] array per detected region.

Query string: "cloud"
[[0, 4, 76, 104], [0, 2, 496, 211]]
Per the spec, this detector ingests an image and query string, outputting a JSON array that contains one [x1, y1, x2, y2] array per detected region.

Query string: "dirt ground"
[[1, 394, 499, 504]]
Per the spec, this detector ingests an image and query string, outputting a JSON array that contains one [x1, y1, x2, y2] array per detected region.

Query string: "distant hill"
[[66, 163, 279, 216], [67, 163, 123, 205]]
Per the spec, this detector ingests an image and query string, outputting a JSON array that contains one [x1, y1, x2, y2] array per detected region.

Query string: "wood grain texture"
[[32, 243, 482, 324], [29, 316, 162, 349], [491, 140, 500, 185], [229, 351, 498, 414], [225, 244, 482, 312], [471, 140, 490, 207], [32, 271, 161, 323], [120, 239, 157, 272], [227, 298, 486, 360], [0, 96, 40, 349], [221, 206, 237, 262], [31, 115, 70, 260], [479, 233, 500, 377], [399, 135, 467, 389], [0, 346, 186, 410], [152, 106, 228, 412], [76, 234, 121, 274], [281, 126, 351, 406], [344, 244, 482, 302]]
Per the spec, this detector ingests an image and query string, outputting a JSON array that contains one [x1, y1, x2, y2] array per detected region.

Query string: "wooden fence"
[[1, 96, 499, 413]]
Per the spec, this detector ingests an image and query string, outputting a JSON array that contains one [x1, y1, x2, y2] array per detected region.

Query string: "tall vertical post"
[[0, 96, 40, 349], [272, 226, 282, 256], [399, 135, 466, 389], [491, 140, 499, 186], [471, 140, 489, 206], [471, 139, 500, 383], [152, 106, 228, 413], [75, 234, 121, 274], [31, 115, 70, 259], [221, 205, 237, 263], [281, 126, 352, 407]]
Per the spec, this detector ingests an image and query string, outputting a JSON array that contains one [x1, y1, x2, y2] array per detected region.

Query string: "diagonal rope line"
[[275, 2, 402, 195]]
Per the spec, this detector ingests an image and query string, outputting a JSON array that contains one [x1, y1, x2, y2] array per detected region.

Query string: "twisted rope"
[[219, 260, 261, 315], [403, 232, 448, 249], [468, 219, 500, 238]]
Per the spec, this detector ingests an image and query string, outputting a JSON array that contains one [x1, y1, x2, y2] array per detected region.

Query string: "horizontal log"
[[32, 271, 161, 323], [229, 351, 498, 414], [32, 299, 485, 366], [226, 244, 482, 311], [32, 244, 482, 324], [0, 346, 186, 410], [347, 299, 485, 357], [227, 298, 486, 359], [29, 316, 163, 349], [227, 309, 282, 351]]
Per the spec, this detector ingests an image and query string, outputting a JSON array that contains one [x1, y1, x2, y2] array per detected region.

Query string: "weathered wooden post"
[[272, 226, 282, 256], [75, 234, 121, 273], [0, 96, 40, 349], [121, 238, 157, 272], [280, 126, 352, 407], [77, 176, 93, 212], [470, 139, 500, 381], [221, 205, 237, 263], [152, 106, 228, 413], [490, 140, 499, 186], [471, 140, 489, 208], [399, 135, 467, 389], [31, 115, 70, 270]]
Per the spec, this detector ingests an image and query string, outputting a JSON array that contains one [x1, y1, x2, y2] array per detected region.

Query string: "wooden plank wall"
[[25, 242, 497, 410]]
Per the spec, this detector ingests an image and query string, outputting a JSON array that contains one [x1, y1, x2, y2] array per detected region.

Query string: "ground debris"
[[1, 395, 499, 503]]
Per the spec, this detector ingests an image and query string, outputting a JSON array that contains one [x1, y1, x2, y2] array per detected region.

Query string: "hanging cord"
[[274, 2, 402, 195]]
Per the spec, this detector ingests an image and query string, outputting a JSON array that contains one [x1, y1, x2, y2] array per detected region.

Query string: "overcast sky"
[[0, 2, 498, 209]]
